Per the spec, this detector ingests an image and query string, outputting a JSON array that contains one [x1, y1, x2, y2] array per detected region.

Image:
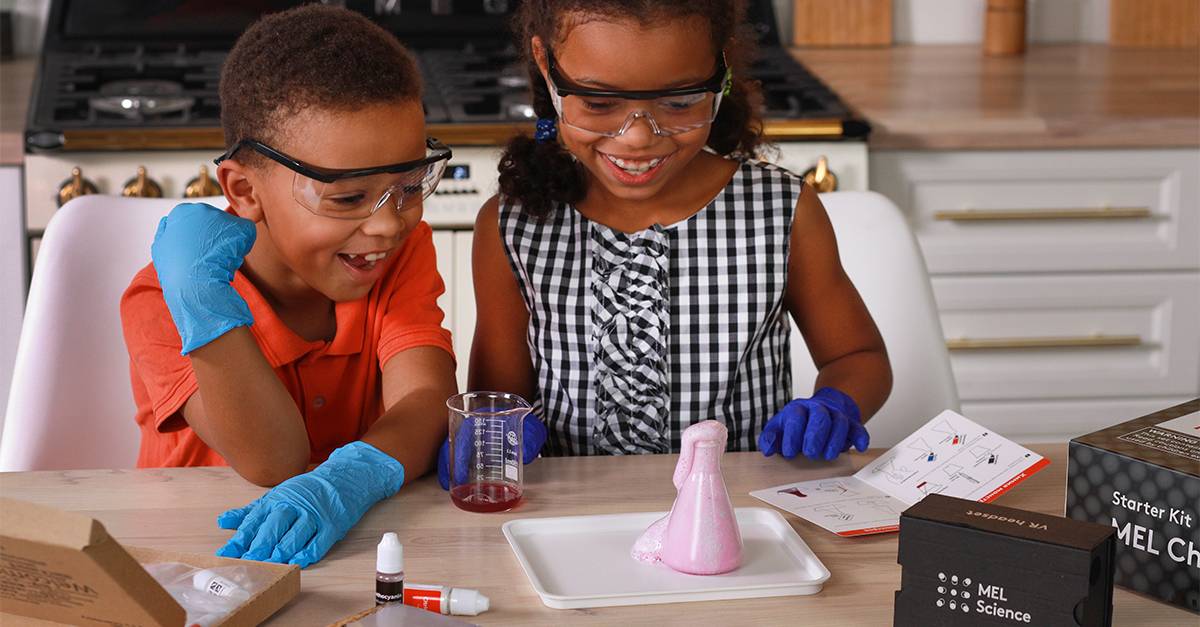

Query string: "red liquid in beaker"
[[451, 482, 522, 512]]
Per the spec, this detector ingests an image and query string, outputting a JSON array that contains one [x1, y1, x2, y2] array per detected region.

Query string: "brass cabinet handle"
[[933, 207, 1152, 221], [946, 334, 1143, 350]]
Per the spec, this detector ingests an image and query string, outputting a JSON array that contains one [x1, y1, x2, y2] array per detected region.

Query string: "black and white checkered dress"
[[499, 159, 799, 455]]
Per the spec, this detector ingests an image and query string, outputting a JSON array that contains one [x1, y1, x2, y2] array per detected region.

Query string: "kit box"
[[1066, 399, 1200, 612], [0, 497, 300, 627], [895, 493, 1115, 627]]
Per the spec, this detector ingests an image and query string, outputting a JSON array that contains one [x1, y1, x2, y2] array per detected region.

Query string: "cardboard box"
[[1066, 399, 1200, 612], [0, 497, 300, 627], [895, 493, 1115, 627]]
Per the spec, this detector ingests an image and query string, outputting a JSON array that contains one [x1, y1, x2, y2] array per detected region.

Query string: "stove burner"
[[88, 79, 196, 119]]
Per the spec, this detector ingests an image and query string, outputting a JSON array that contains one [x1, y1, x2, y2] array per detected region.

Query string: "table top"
[[0, 444, 1191, 626]]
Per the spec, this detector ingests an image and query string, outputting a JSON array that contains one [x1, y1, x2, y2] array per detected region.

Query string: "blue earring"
[[534, 118, 558, 143]]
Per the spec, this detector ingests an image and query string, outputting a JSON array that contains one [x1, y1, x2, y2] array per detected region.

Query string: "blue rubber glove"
[[151, 202, 256, 355], [438, 414, 547, 490], [216, 441, 403, 568], [758, 388, 869, 461]]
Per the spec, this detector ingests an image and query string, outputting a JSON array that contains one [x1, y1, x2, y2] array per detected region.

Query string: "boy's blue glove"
[[758, 388, 869, 461], [151, 202, 256, 355], [438, 414, 547, 490], [216, 441, 403, 568]]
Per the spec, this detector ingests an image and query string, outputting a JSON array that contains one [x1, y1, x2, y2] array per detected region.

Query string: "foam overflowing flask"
[[633, 420, 743, 575]]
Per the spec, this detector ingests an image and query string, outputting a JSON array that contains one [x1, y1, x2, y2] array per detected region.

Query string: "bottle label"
[[376, 581, 404, 605]]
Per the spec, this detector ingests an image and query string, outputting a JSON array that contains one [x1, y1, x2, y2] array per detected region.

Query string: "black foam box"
[[895, 494, 1115, 627]]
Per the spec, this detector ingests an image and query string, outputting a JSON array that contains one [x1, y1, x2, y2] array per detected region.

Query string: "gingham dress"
[[499, 159, 799, 455]]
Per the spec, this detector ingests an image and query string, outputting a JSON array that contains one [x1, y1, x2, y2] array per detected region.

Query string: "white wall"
[[894, 0, 1110, 44]]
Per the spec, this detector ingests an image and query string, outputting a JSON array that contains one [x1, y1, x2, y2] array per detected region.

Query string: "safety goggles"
[[215, 137, 452, 220], [545, 48, 730, 138]]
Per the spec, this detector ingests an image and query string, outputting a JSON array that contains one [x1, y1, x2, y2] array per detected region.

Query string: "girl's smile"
[[540, 14, 734, 226]]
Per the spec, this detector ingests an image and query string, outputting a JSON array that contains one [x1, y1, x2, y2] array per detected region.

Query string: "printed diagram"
[[915, 481, 946, 496], [940, 464, 963, 480], [861, 498, 901, 516], [815, 481, 859, 497], [813, 503, 854, 521], [870, 456, 917, 484], [970, 444, 1001, 467]]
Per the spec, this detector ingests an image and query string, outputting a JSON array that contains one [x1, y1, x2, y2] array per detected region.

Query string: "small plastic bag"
[[141, 562, 275, 627]]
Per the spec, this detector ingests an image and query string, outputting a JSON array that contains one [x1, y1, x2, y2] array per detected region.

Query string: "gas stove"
[[24, 0, 870, 233]]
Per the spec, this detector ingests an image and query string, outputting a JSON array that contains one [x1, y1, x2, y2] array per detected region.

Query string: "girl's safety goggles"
[[215, 137, 452, 220], [545, 48, 730, 138]]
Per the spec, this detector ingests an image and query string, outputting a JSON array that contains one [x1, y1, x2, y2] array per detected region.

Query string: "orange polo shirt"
[[121, 221, 454, 468]]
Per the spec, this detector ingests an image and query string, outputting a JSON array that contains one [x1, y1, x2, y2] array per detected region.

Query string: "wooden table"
[[0, 445, 1191, 626]]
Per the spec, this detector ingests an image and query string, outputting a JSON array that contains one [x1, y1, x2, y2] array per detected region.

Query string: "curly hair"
[[498, 0, 766, 219], [219, 3, 423, 167]]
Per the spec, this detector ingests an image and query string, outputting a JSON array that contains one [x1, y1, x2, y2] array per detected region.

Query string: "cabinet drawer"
[[871, 149, 1200, 274], [932, 273, 1200, 401]]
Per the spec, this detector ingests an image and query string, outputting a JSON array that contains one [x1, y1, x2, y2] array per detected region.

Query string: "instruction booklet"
[[750, 410, 1049, 537]]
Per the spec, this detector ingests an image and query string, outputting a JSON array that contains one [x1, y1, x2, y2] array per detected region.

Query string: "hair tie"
[[534, 118, 558, 143]]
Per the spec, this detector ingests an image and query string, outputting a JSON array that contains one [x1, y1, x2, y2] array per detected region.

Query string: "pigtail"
[[496, 62, 587, 220]]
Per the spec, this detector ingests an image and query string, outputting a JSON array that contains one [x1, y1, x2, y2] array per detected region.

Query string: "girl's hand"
[[758, 388, 869, 461]]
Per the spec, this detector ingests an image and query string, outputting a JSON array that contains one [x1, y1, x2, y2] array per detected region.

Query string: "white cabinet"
[[871, 148, 1200, 442]]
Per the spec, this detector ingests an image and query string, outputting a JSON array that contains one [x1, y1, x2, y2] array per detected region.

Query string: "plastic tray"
[[502, 507, 831, 609]]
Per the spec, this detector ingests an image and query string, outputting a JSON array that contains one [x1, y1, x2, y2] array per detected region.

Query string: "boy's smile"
[[231, 99, 429, 312]]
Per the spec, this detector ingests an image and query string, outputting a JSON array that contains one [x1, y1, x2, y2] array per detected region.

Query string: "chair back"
[[0, 196, 221, 470], [792, 191, 960, 448]]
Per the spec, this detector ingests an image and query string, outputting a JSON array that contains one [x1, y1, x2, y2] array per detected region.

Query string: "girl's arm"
[[785, 185, 893, 421], [467, 196, 537, 399]]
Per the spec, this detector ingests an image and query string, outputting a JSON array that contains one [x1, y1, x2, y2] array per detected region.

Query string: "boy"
[[121, 4, 456, 568]]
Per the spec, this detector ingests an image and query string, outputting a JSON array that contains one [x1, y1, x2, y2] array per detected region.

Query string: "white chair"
[[792, 191, 960, 449], [0, 195, 224, 471]]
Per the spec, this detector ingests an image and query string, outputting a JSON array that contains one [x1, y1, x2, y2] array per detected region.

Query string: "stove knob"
[[802, 157, 838, 193], [123, 167, 164, 198], [57, 167, 99, 207], [185, 166, 223, 198]]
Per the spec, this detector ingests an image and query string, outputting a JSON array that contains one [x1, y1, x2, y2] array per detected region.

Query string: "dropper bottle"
[[376, 532, 404, 605]]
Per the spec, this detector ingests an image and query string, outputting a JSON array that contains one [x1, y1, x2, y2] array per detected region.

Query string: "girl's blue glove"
[[758, 388, 869, 461], [151, 202, 256, 355], [216, 441, 404, 568], [438, 414, 547, 490]]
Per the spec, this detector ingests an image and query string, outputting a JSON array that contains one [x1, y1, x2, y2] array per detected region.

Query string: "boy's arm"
[[361, 344, 458, 482], [182, 328, 311, 485]]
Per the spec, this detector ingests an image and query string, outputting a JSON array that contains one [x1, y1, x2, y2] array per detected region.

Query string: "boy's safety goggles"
[[215, 137, 452, 220], [545, 48, 730, 138]]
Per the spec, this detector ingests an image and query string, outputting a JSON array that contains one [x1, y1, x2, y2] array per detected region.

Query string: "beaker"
[[446, 392, 530, 512]]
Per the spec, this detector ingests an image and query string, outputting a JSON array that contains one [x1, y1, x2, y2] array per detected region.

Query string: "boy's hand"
[[215, 441, 403, 568], [438, 414, 547, 490], [759, 388, 869, 461], [151, 202, 257, 355]]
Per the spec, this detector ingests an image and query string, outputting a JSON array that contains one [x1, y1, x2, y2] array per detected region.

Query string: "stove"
[[24, 0, 870, 233]]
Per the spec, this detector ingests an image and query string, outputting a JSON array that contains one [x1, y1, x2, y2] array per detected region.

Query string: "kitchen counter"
[[5, 45, 1199, 164], [790, 44, 1200, 150], [0, 57, 35, 166]]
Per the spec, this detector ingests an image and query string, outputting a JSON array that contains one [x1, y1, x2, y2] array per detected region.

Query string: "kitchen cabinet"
[[431, 229, 477, 391], [871, 147, 1200, 442]]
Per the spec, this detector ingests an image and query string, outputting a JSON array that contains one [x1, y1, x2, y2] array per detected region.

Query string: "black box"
[[1066, 399, 1200, 612], [895, 494, 1115, 627]]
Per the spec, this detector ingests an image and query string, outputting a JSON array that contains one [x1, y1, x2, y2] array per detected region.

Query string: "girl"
[[469, 0, 892, 459]]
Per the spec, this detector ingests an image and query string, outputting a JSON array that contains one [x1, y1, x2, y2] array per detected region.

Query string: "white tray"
[[502, 507, 831, 609]]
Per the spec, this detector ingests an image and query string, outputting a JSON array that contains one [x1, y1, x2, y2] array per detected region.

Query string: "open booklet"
[[750, 410, 1049, 537]]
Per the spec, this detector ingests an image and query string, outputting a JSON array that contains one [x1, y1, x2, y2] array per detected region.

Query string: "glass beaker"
[[446, 392, 530, 512]]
